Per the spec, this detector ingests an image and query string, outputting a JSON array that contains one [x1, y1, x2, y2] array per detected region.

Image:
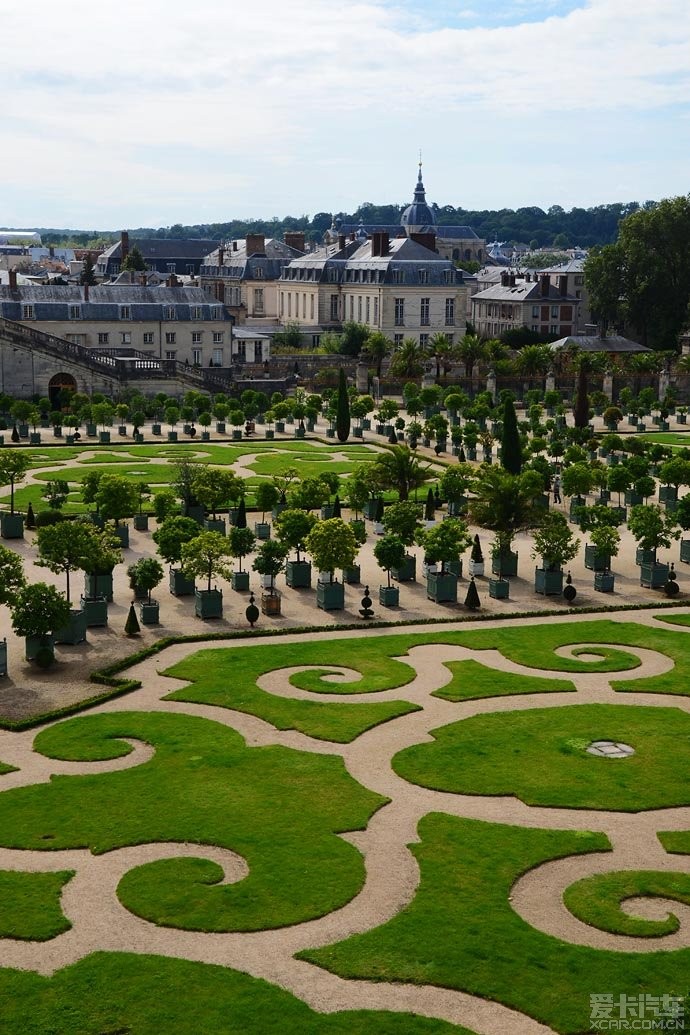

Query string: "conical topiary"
[[388, 427, 397, 444], [500, 397, 522, 474], [332, 494, 342, 518], [464, 577, 481, 610], [124, 602, 141, 636], [235, 497, 247, 528], [471, 534, 483, 563], [336, 367, 350, 443], [26, 502, 36, 529], [424, 488, 435, 521]]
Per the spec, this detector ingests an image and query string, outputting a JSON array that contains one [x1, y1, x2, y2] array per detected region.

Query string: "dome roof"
[[400, 164, 436, 229]]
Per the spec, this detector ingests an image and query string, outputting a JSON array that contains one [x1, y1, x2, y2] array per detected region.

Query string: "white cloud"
[[0, 0, 689, 224]]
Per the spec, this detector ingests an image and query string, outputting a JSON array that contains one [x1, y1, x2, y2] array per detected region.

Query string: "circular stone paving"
[[586, 740, 635, 758]]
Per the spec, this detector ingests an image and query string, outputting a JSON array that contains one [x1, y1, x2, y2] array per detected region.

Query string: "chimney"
[[540, 273, 550, 297], [245, 234, 266, 256], [121, 231, 129, 262], [525, 272, 531, 282], [508, 273, 516, 287], [167, 273, 178, 288], [372, 232, 390, 257], [232, 240, 238, 252], [139, 273, 147, 286], [49, 245, 55, 259], [337, 234, 346, 251], [284, 232, 305, 253], [559, 274, 568, 297], [218, 245, 225, 267], [83, 283, 89, 302], [8, 269, 17, 290], [501, 271, 510, 287], [409, 232, 437, 252]]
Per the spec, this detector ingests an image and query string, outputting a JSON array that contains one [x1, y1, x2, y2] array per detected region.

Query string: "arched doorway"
[[49, 372, 77, 407]]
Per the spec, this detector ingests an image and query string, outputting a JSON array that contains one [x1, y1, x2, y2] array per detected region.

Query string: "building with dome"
[[325, 163, 486, 265]]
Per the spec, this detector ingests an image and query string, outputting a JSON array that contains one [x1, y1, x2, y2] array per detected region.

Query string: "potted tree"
[[252, 539, 288, 615], [589, 525, 620, 593], [440, 464, 473, 517], [0, 452, 29, 539], [658, 456, 690, 508], [304, 518, 357, 611], [562, 462, 594, 523], [181, 530, 234, 619], [254, 482, 278, 540], [127, 557, 164, 624], [165, 404, 180, 442], [628, 504, 679, 588], [81, 527, 122, 625], [192, 468, 240, 534], [229, 525, 256, 590], [94, 473, 139, 548], [676, 496, 690, 564], [468, 534, 484, 577], [133, 482, 151, 532], [418, 518, 472, 603], [374, 534, 405, 607], [152, 515, 201, 596], [276, 509, 316, 588], [532, 512, 580, 595], [469, 467, 541, 597], [0, 544, 26, 673], [382, 500, 422, 582], [11, 583, 71, 665], [580, 505, 622, 571], [36, 521, 107, 644], [343, 517, 366, 584]]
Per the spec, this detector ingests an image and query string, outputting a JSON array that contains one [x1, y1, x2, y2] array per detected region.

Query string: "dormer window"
[[69, 304, 81, 319], [418, 269, 429, 285], [165, 306, 176, 320], [119, 305, 131, 320]]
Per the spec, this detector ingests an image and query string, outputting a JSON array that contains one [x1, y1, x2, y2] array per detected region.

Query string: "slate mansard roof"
[[282, 236, 463, 286], [0, 284, 230, 322]]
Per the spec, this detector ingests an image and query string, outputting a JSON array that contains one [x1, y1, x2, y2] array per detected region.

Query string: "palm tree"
[[362, 331, 392, 378], [389, 338, 427, 379], [468, 467, 542, 576], [373, 445, 430, 502], [456, 333, 488, 379], [516, 344, 553, 376], [428, 333, 454, 381]]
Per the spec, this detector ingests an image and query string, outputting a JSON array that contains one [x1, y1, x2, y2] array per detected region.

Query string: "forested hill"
[[34, 199, 655, 249]]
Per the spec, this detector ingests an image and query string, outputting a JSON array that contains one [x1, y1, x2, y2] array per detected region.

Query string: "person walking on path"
[[552, 475, 561, 505]]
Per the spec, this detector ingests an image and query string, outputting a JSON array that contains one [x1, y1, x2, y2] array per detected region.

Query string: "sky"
[[1, 0, 689, 230]]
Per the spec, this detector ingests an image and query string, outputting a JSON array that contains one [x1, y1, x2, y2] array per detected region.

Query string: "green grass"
[[640, 432, 690, 447], [453, 622, 642, 672], [0, 953, 471, 1034], [392, 704, 690, 810], [432, 658, 575, 702], [300, 815, 690, 1034], [0, 759, 17, 775], [0, 711, 385, 932], [564, 870, 690, 937], [0, 870, 73, 940], [655, 613, 690, 628], [163, 643, 420, 742]]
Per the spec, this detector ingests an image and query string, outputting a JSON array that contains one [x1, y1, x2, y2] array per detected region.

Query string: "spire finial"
[[418, 149, 423, 182]]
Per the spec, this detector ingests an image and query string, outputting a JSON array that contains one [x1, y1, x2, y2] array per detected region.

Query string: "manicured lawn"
[[0, 711, 385, 932], [0, 870, 73, 940], [564, 869, 690, 937], [163, 643, 420, 742], [392, 704, 690, 810], [432, 658, 575, 702], [0, 954, 471, 1034], [300, 815, 690, 1034]]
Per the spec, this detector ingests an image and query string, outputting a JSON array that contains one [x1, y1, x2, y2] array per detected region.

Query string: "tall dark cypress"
[[500, 397, 522, 474], [336, 367, 350, 442]]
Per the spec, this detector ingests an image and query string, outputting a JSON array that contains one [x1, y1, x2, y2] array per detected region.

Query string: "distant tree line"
[[35, 199, 659, 250]]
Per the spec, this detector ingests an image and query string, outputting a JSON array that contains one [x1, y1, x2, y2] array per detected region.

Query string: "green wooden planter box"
[[84, 572, 113, 602], [426, 571, 458, 603], [321, 505, 333, 520], [231, 570, 250, 591], [446, 559, 463, 578], [169, 568, 196, 596], [265, 429, 275, 439], [353, 427, 363, 438], [326, 428, 336, 438], [625, 490, 643, 506], [275, 421, 285, 433], [640, 562, 669, 588], [215, 422, 226, 434], [285, 559, 312, 588], [99, 431, 111, 444], [489, 577, 510, 599], [379, 585, 399, 607], [568, 496, 586, 521], [29, 432, 41, 445], [54, 608, 87, 645], [659, 485, 678, 504], [232, 429, 243, 440], [361, 418, 371, 430], [25, 634, 55, 663], [261, 591, 281, 616], [183, 504, 205, 525], [201, 431, 211, 441], [635, 547, 656, 566], [272, 503, 287, 520], [152, 423, 162, 435], [534, 568, 564, 595], [678, 414, 687, 424], [86, 423, 97, 436], [1, 513, 24, 539], [295, 427, 306, 439], [584, 545, 611, 571], [0, 639, 6, 677], [316, 580, 345, 611], [167, 431, 178, 442], [594, 571, 615, 593], [118, 425, 128, 435], [80, 595, 108, 627], [363, 499, 381, 520], [133, 513, 149, 531], [681, 539, 690, 564], [392, 553, 416, 582], [65, 434, 75, 444], [114, 526, 129, 548], [204, 518, 226, 534], [343, 565, 360, 585], [447, 497, 468, 517], [491, 550, 518, 577], [134, 433, 145, 444], [195, 588, 223, 619], [254, 521, 271, 540], [139, 601, 160, 625]]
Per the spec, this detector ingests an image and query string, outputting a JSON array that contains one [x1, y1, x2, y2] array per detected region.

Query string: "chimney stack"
[[218, 245, 225, 267], [508, 273, 516, 287], [409, 232, 437, 252], [540, 273, 550, 297], [559, 274, 568, 297], [337, 234, 346, 251], [121, 231, 129, 262], [245, 234, 266, 256], [8, 269, 17, 291], [83, 282, 89, 302], [501, 271, 510, 287], [372, 232, 390, 257], [284, 232, 305, 253]]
